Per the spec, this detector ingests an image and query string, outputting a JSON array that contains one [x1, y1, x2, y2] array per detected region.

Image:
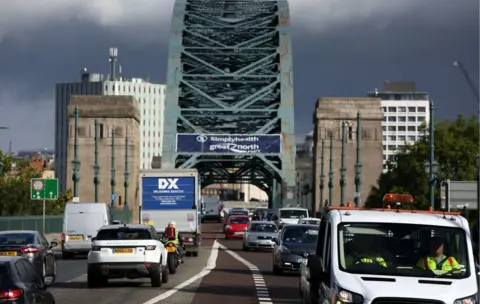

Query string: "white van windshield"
[[280, 209, 308, 219], [338, 223, 470, 279]]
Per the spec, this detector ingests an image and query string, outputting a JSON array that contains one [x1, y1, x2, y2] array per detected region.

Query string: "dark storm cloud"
[[0, 0, 478, 151]]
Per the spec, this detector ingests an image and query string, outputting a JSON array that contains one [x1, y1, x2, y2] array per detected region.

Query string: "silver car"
[[242, 221, 278, 251]]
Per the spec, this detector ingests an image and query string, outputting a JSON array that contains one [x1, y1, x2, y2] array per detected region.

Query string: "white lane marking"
[[218, 243, 272, 303], [141, 240, 220, 304]]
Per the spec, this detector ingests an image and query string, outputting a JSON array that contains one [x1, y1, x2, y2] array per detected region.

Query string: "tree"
[[365, 115, 479, 209], [0, 151, 72, 216]]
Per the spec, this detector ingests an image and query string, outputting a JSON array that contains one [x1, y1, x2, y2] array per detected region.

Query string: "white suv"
[[87, 224, 168, 288]]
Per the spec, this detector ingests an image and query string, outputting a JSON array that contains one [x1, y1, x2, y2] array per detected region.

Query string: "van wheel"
[[161, 265, 169, 283], [151, 266, 162, 287]]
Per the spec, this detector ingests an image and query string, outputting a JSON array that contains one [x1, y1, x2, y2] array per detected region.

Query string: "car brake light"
[[61, 233, 65, 244], [21, 247, 39, 254], [91, 246, 101, 251], [145, 245, 156, 250], [0, 289, 24, 299]]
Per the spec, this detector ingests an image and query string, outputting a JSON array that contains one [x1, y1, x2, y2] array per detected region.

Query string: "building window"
[[398, 116, 406, 122], [388, 107, 396, 112], [388, 116, 396, 122], [408, 107, 416, 112], [418, 116, 426, 122], [362, 128, 372, 140], [407, 135, 416, 141], [388, 126, 396, 131], [398, 135, 406, 141], [383, 116, 387, 121], [388, 145, 396, 150], [382, 126, 386, 131], [388, 135, 396, 141], [407, 126, 416, 131], [99, 124, 104, 138], [398, 107, 406, 112], [418, 107, 426, 112], [408, 116, 416, 122], [78, 126, 86, 137], [398, 126, 406, 131], [382, 135, 387, 141]]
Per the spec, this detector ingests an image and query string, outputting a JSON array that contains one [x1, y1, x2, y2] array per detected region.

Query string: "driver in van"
[[345, 235, 388, 268], [416, 237, 459, 272]]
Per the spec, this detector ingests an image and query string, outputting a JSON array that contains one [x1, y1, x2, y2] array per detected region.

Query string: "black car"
[[0, 256, 55, 303], [0, 231, 57, 286], [272, 224, 318, 275]]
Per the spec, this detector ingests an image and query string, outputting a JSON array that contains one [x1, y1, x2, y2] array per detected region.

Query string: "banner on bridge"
[[176, 134, 282, 154]]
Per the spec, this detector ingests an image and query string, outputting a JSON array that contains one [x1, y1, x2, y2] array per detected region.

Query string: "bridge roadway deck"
[[50, 223, 299, 304]]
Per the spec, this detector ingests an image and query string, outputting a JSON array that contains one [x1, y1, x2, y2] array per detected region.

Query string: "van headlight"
[[335, 287, 364, 304], [454, 294, 478, 304]]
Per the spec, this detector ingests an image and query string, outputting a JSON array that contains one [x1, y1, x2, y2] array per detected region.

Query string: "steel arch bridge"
[[162, 0, 296, 208]]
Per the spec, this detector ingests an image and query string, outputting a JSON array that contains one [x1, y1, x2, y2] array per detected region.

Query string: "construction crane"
[[453, 61, 479, 102]]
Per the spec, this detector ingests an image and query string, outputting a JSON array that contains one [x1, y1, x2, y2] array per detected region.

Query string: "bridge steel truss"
[[162, 0, 296, 207]]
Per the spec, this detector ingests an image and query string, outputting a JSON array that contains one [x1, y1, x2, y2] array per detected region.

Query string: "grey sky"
[[0, 0, 478, 152]]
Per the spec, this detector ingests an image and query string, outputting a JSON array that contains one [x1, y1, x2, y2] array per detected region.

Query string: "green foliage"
[[0, 151, 72, 216], [366, 115, 479, 209]]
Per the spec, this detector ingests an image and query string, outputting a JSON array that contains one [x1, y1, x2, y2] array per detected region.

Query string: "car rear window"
[[229, 217, 249, 224], [0, 233, 34, 245], [96, 229, 151, 240]]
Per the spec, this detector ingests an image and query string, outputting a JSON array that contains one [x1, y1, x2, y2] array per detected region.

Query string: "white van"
[[62, 202, 111, 259], [273, 207, 309, 227], [300, 196, 478, 304]]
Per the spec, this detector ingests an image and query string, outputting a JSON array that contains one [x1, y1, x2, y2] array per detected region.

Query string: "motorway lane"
[[218, 237, 302, 304], [49, 223, 223, 304]]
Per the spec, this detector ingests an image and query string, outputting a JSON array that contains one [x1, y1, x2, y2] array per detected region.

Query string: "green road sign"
[[30, 178, 59, 200]]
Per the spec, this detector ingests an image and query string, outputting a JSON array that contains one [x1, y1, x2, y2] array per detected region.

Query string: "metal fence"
[[0, 215, 63, 234]]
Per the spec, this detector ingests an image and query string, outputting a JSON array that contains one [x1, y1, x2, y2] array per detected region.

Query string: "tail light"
[[0, 289, 24, 300], [145, 245, 156, 250], [21, 246, 39, 254], [61, 233, 65, 244], [91, 246, 101, 251], [183, 237, 193, 242]]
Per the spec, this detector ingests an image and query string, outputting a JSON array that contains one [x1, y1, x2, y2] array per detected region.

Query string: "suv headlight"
[[335, 287, 364, 304], [454, 294, 478, 304]]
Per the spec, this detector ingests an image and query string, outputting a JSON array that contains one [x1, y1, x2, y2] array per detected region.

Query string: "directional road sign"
[[30, 178, 59, 200]]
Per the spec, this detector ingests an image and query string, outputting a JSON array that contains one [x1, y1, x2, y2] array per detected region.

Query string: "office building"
[[66, 95, 141, 221], [367, 82, 430, 172], [312, 97, 383, 210], [55, 48, 165, 192]]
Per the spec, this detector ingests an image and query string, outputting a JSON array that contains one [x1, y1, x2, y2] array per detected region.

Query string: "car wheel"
[[87, 269, 107, 288], [150, 265, 162, 287], [161, 265, 169, 283]]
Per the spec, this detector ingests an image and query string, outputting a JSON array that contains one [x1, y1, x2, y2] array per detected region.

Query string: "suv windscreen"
[[96, 228, 151, 240], [338, 223, 470, 279], [280, 210, 308, 219]]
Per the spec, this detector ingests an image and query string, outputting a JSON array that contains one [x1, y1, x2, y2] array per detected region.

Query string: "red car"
[[225, 216, 250, 239]]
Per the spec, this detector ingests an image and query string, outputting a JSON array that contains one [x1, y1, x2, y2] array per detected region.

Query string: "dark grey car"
[[0, 231, 57, 285], [272, 224, 318, 275]]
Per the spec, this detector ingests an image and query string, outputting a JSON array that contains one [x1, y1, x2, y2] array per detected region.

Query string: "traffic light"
[[440, 179, 450, 211]]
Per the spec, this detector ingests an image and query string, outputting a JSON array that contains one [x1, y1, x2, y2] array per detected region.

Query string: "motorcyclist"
[[165, 221, 184, 263]]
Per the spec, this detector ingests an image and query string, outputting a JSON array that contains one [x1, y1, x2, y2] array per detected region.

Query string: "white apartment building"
[[367, 82, 430, 172], [55, 49, 165, 192]]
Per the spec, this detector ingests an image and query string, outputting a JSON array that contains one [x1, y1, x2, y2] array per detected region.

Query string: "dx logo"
[[158, 178, 179, 190]]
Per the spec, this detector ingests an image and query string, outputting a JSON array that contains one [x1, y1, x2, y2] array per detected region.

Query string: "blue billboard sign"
[[176, 134, 282, 154], [141, 176, 195, 210]]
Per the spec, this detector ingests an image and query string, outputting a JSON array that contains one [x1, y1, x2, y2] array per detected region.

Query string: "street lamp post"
[[319, 138, 326, 209], [328, 132, 334, 206], [93, 120, 100, 202], [72, 106, 80, 198], [339, 121, 347, 207], [354, 112, 362, 207], [423, 100, 437, 209], [110, 127, 116, 220]]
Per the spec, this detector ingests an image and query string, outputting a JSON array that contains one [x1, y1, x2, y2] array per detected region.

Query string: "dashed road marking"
[[218, 243, 272, 304]]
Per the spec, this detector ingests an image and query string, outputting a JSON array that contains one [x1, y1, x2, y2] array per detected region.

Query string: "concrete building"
[[366, 82, 430, 172], [65, 95, 141, 222], [312, 97, 383, 210], [55, 48, 165, 192]]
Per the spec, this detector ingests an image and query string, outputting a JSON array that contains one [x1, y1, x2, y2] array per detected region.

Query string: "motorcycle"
[[162, 239, 181, 274]]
